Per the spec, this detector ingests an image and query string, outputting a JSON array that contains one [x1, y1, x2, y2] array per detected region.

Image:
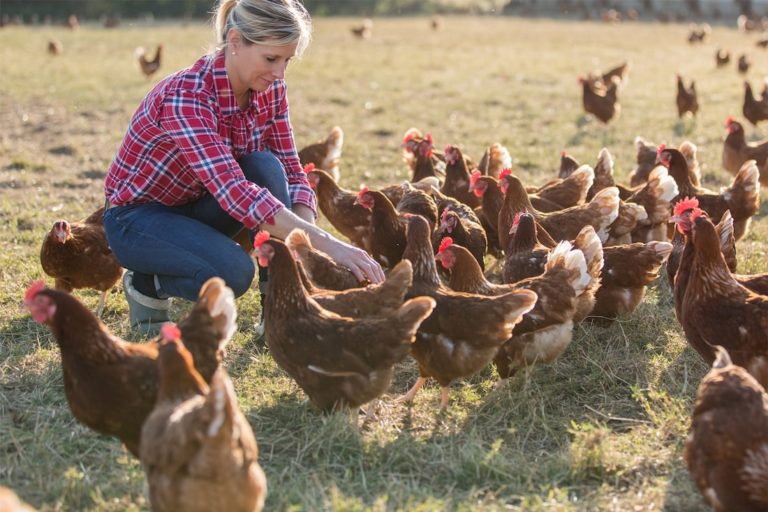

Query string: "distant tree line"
[[0, 0, 460, 21]]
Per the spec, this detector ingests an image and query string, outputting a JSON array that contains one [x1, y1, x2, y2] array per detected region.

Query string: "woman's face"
[[228, 32, 297, 94]]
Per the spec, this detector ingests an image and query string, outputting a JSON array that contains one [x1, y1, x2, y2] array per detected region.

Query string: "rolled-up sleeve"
[[158, 90, 284, 228], [262, 85, 317, 218]]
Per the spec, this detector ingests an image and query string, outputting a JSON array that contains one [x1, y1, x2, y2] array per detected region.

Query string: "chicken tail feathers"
[[199, 277, 237, 350], [722, 160, 760, 221], [396, 296, 436, 340]]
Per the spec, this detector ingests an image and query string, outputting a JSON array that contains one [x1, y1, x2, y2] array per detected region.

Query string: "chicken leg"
[[396, 377, 427, 404]]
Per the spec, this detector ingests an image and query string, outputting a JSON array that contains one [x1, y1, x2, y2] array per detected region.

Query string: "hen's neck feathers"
[[508, 219, 538, 254], [44, 290, 128, 363], [445, 150, 469, 180], [688, 221, 746, 299], [668, 151, 697, 196], [504, 176, 536, 216], [403, 220, 442, 289], [447, 247, 491, 294], [265, 242, 315, 314], [370, 191, 401, 227]]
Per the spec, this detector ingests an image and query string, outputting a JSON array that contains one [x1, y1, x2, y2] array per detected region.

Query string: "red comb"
[[690, 208, 705, 222], [469, 170, 481, 187], [402, 130, 417, 144], [253, 231, 270, 248], [425, 133, 433, 145], [402, 213, 413, 219], [656, 143, 667, 156], [560, 150, 566, 157], [499, 168, 512, 180], [444, 144, 452, 155], [725, 116, 734, 127], [302, 163, 315, 173], [673, 197, 699, 216], [438, 237, 453, 254], [25, 280, 46, 303], [161, 323, 181, 341], [357, 185, 369, 198], [513, 212, 523, 226]]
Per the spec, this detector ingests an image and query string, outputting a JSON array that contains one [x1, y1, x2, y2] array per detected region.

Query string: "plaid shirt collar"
[[211, 50, 247, 117]]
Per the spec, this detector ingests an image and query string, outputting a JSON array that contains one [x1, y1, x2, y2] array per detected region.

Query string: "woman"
[[104, 0, 384, 334]]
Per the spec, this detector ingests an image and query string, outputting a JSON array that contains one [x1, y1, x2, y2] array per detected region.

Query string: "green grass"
[[1, 15, 767, 511]]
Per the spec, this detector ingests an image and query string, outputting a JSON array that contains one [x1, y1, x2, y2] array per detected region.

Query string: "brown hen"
[[685, 346, 768, 512], [141, 330, 266, 512]]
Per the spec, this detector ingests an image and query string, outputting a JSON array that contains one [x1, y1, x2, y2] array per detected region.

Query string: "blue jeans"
[[104, 151, 291, 301]]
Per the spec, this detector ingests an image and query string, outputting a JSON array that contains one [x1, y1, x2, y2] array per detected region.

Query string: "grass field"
[[1, 15, 767, 511]]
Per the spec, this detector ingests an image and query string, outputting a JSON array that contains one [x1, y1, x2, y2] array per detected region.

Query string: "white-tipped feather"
[[596, 148, 614, 176], [564, 249, 591, 296], [571, 165, 595, 201], [326, 126, 344, 162], [590, 187, 620, 241], [718, 211, 734, 248], [648, 241, 673, 259], [206, 371, 232, 438], [210, 285, 237, 348], [490, 143, 512, 172], [574, 225, 604, 276], [649, 166, 679, 202]]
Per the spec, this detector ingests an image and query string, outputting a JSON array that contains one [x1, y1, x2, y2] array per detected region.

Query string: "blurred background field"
[[0, 4, 767, 511]]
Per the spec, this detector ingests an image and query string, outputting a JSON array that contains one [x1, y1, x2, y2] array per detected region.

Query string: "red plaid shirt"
[[105, 50, 315, 229]]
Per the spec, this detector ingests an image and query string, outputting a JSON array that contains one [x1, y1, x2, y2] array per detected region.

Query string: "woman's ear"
[[227, 29, 242, 53]]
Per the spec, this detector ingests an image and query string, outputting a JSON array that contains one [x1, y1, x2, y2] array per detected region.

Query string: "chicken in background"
[[437, 238, 586, 380], [758, 36, 768, 48], [298, 126, 344, 182], [432, 209, 487, 271], [23, 277, 236, 457], [586, 148, 678, 243], [715, 48, 731, 67], [629, 136, 659, 187], [590, 240, 672, 319], [598, 61, 630, 86], [532, 164, 595, 210], [304, 164, 371, 251], [678, 140, 702, 187], [350, 18, 373, 39], [477, 142, 512, 179], [495, 172, 620, 244], [676, 74, 699, 118], [140, 328, 266, 512], [40, 206, 123, 317], [675, 210, 768, 386], [503, 212, 555, 284], [253, 232, 435, 413], [47, 38, 62, 55], [135, 44, 163, 79], [354, 187, 407, 269], [400, 214, 537, 409], [285, 229, 361, 290], [684, 346, 768, 512], [659, 145, 761, 241], [410, 134, 443, 184], [742, 81, 768, 127], [558, 150, 581, 179], [579, 75, 621, 124], [469, 171, 505, 257], [65, 14, 80, 30], [687, 23, 710, 43], [401, 128, 446, 176], [722, 117, 768, 184], [737, 54, 752, 74], [441, 144, 480, 209]]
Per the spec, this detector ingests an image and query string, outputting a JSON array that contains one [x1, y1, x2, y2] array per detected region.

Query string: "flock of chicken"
[[580, 27, 768, 126], [14, 17, 768, 512], [25, 111, 768, 509]]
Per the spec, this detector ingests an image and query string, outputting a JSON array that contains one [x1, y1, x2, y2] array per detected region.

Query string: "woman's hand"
[[265, 207, 385, 284], [311, 234, 385, 284]]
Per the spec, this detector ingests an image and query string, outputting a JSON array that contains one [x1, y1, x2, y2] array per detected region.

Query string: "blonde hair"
[[214, 0, 312, 56]]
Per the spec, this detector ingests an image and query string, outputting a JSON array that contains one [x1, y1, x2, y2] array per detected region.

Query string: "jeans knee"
[[238, 151, 291, 206], [217, 253, 255, 298]]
